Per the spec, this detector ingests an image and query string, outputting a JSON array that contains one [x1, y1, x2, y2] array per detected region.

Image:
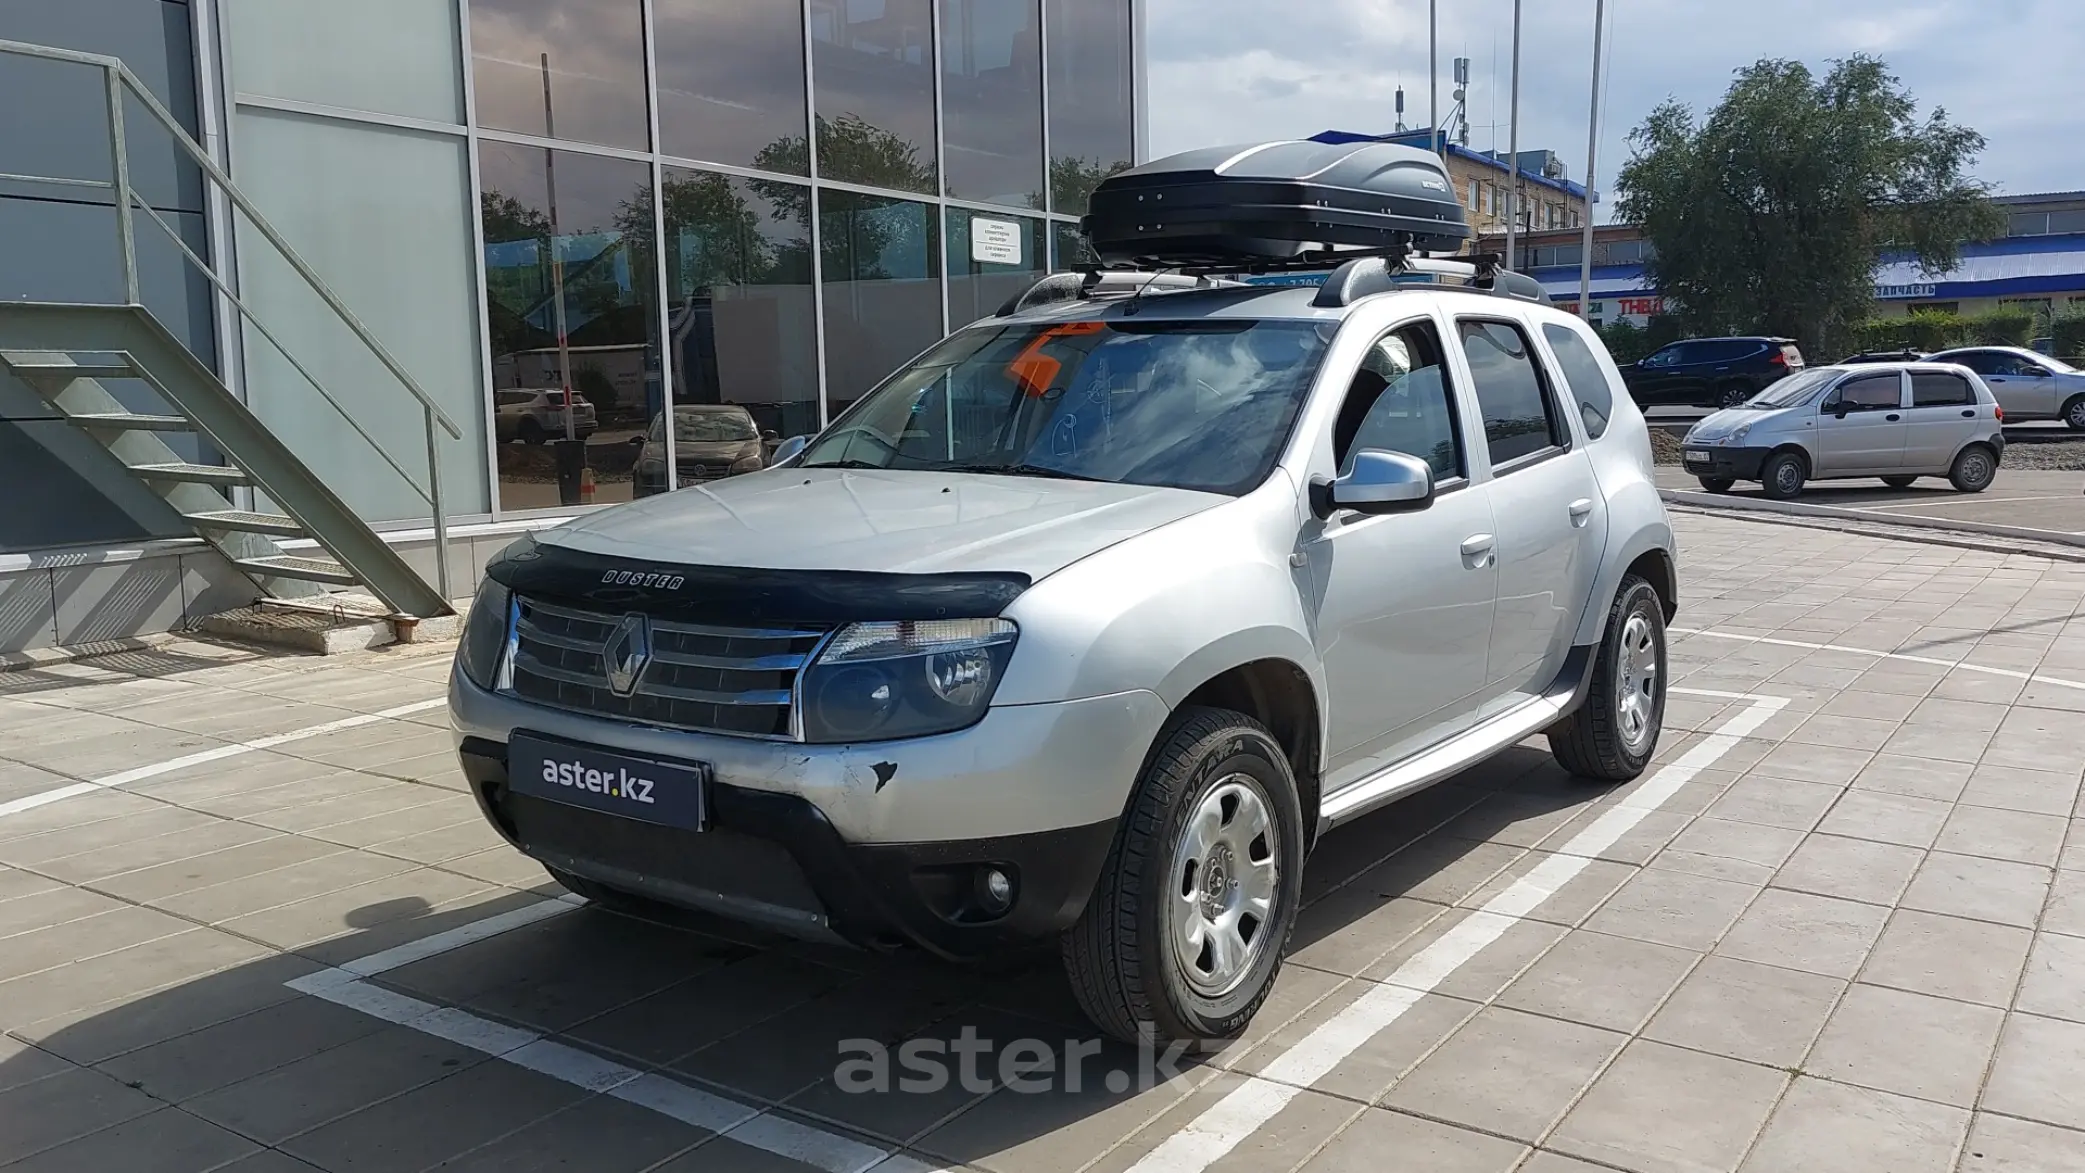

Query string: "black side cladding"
[[1082, 140, 1473, 268], [484, 536, 1031, 625]]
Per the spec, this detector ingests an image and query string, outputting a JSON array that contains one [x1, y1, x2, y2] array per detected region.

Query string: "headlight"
[[731, 454, 764, 473], [1728, 423, 1751, 445], [457, 578, 512, 689], [800, 619, 1017, 743]]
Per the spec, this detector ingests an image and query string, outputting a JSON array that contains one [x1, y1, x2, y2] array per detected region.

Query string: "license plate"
[[1683, 451, 1712, 465], [508, 732, 709, 830]]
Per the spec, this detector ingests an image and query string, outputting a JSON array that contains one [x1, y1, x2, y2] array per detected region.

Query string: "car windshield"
[[795, 317, 1332, 495], [1749, 368, 1837, 408], [651, 410, 758, 442], [2044, 354, 2079, 374]]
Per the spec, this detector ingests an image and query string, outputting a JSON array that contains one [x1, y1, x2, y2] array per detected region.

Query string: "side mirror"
[[1325, 450, 1435, 517], [762, 428, 780, 441], [770, 435, 810, 465]]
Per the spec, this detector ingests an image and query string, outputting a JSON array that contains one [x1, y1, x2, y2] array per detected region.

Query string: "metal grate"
[[506, 596, 826, 739]]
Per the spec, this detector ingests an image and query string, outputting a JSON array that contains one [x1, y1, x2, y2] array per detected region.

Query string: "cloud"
[[1147, 0, 2085, 210]]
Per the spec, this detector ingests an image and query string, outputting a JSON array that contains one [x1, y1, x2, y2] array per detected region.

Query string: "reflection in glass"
[[948, 211, 1044, 326], [1045, 0, 1134, 215], [940, 0, 1044, 208], [818, 190, 942, 414], [479, 142, 660, 511], [653, 0, 808, 172], [1052, 220, 1099, 271], [647, 167, 819, 496], [469, 0, 650, 150], [808, 0, 938, 193]]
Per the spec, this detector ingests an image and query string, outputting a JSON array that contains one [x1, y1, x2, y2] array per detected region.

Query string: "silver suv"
[[448, 264, 1679, 1043]]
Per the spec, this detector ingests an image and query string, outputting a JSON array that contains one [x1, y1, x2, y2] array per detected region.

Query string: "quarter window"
[[1332, 322, 1464, 481], [1911, 372, 1976, 407], [1541, 323, 1614, 440], [1458, 320, 1565, 467]]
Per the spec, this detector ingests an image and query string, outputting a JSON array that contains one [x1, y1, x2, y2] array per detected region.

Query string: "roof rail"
[[1311, 253, 1550, 308], [994, 270, 1243, 317]]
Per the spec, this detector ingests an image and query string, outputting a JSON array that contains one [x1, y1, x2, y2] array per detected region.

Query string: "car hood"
[[536, 467, 1229, 578], [1687, 406, 1795, 441]]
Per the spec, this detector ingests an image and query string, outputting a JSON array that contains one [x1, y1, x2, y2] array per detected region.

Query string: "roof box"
[[1082, 140, 1473, 268]]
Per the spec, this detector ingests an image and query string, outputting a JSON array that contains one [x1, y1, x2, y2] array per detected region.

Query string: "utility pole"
[[1577, 0, 1606, 318], [1504, 0, 1522, 270]]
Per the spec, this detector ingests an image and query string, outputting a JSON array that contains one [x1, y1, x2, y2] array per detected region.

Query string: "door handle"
[[1961, 409, 1975, 418], [1568, 498, 1594, 527], [1460, 534, 1495, 556], [1885, 414, 1901, 421]]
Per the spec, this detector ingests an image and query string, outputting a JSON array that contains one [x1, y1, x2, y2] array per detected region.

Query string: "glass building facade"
[[466, 0, 1141, 512]]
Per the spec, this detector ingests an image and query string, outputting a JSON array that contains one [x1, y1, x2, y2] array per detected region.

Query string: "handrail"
[[0, 38, 459, 599]]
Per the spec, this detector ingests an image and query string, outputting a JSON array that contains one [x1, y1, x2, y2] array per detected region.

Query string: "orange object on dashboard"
[[1007, 322, 1105, 397]]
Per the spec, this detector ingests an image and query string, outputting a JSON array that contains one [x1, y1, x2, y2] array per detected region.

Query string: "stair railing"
[[0, 38, 463, 602]]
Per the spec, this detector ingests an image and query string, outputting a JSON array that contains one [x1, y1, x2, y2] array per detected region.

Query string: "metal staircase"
[[0, 38, 462, 626]]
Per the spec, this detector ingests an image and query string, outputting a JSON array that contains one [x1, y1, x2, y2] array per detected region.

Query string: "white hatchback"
[[1680, 362, 2005, 499]]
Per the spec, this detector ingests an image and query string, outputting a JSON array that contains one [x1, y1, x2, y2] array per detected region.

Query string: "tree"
[[1615, 56, 2002, 356]]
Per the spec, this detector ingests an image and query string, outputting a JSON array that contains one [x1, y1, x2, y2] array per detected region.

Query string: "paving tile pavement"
[[2, 513, 2085, 1171]]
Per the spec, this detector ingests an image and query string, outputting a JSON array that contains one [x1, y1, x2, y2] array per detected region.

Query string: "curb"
[[1661, 489, 2085, 562]]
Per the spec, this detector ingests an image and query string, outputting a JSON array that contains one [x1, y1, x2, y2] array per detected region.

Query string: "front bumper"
[[448, 669, 1170, 956], [1678, 444, 1771, 480]]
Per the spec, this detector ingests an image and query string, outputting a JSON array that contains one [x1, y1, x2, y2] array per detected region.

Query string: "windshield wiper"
[[939, 462, 1108, 482]]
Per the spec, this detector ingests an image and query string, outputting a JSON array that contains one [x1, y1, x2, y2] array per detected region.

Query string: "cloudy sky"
[[1145, 0, 2081, 217]]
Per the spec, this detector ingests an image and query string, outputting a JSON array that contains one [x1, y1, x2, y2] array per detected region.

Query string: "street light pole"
[[1429, 0, 1438, 157], [1504, 0, 1522, 270], [1577, 0, 1606, 318]]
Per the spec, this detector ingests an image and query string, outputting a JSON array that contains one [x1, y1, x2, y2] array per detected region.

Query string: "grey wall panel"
[[0, 0, 205, 214], [0, 195, 218, 372], [0, 569, 59, 653], [0, 419, 188, 554]]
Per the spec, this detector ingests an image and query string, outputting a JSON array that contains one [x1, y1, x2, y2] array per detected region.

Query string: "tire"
[[518, 420, 546, 445], [2064, 396, 2085, 431], [1949, 444, 1998, 493], [1062, 707, 1305, 1045], [1715, 383, 1753, 409], [1881, 475, 1918, 489], [1548, 576, 1668, 782], [1696, 477, 1736, 494], [1759, 450, 1807, 500]]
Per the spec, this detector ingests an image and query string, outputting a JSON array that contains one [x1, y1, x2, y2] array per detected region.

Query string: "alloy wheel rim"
[[2070, 402, 2085, 428], [1170, 775, 1280, 998], [1616, 611, 1660, 753]]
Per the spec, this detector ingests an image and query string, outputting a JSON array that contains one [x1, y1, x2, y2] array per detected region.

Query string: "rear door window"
[[1541, 323, 1614, 440], [1828, 373, 1905, 412], [1911, 372, 1975, 407], [1458, 319, 1567, 468]]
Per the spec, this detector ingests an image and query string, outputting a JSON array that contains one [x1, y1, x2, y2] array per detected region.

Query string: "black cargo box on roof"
[[1081, 140, 1473, 268]]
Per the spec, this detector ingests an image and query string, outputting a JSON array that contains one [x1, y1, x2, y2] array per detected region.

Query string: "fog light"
[[979, 867, 1014, 913]]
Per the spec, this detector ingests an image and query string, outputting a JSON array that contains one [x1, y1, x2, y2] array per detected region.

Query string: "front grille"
[[507, 596, 826, 738]]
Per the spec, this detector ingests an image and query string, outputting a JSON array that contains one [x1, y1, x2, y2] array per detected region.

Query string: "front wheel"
[[1949, 445, 1997, 493], [1881, 475, 1918, 489], [1759, 451, 1807, 500], [1716, 383, 1753, 409], [1549, 576, 1667, 782], [1062, 707, 1305, 1044], [1696, 477, 1736, 494]]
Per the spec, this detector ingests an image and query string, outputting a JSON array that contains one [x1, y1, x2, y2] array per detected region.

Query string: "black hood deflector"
[[485, 537, 1032, 625]]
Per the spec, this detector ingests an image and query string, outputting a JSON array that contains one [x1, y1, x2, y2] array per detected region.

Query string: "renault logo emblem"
[[602, 614, 651, 697]]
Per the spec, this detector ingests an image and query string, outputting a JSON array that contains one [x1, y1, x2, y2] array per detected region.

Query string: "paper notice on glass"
[[970, 217, 1024, 265]]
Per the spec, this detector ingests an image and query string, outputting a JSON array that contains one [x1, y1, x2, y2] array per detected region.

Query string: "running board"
[[1317, 646, 1594, 831]]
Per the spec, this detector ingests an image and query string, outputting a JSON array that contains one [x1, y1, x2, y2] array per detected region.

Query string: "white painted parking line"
[[1122, 691, 1786, 1173], [281, 688, 1784, 1173], [1675, 626, 2085, 692], [286, 891, 941, 1173], [0, 696, 446, 821]]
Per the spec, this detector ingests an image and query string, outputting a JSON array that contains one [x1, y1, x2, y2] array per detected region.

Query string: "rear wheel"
[[1549, 576, 1667, 782], [1949, 444, 1997, 493], [1696, 477, 1735, 494], [1062, 707, 1304, 1044], [1759, 451, 1807, 500], [2064, 396, 2085, 431], [1881, 475, 1918, 489]]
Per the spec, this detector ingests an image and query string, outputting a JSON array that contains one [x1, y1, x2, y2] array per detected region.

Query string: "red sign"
[[1617, 296, 1664, 316]]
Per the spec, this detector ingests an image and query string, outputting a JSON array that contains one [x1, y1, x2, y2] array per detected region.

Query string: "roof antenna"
[[1121, 267, 1176, 316]]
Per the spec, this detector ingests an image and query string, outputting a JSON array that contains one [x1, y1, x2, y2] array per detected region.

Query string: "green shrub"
[[1852, 318, 1911, 353], [1595, 319, 1650, 363], [1967, 306, 2036, 347], [2052, 310, 2085, 363]]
